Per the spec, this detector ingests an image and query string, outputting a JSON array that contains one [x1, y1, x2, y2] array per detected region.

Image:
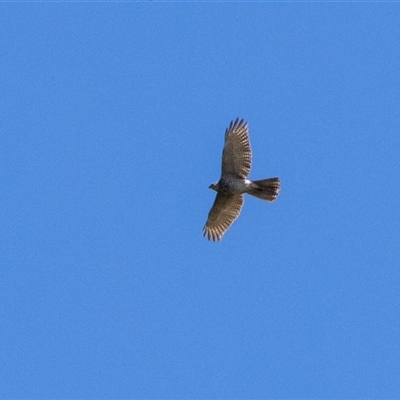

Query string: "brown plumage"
[[221, 118, 251, 179], [203, 118, 280, 241]]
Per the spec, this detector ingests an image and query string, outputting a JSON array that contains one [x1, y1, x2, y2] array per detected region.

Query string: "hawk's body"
[[203, 118, 280, 241]]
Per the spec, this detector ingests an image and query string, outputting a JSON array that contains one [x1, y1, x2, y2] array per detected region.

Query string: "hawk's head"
[[209, 182, 218, 192]]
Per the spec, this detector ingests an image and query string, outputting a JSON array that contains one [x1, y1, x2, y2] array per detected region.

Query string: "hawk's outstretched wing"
[[221, 118, 251, 179], [203, 193, 244, 241]]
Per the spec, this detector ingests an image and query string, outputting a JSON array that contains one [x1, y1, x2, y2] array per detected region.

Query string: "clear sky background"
[[1, 3, 400, 398]]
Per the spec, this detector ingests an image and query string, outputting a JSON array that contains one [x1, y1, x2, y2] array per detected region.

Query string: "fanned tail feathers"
[[247, 177, 280, 201]]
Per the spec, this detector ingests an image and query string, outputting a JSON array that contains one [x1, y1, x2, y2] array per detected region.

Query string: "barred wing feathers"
[[203, 193, 244, 241], [221, 118, 252, 179]]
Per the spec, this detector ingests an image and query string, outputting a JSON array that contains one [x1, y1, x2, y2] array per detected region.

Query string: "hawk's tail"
[[247, 177, 280, 202]]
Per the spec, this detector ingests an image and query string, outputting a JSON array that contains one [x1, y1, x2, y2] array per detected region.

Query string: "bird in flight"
[[203, 118, 280, 241]]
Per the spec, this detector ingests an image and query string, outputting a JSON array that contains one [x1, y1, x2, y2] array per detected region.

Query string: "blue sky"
[[1, 3, 400, 398]]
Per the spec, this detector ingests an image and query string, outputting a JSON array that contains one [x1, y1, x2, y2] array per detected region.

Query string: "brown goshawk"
[[203, 118, 280, 241]]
